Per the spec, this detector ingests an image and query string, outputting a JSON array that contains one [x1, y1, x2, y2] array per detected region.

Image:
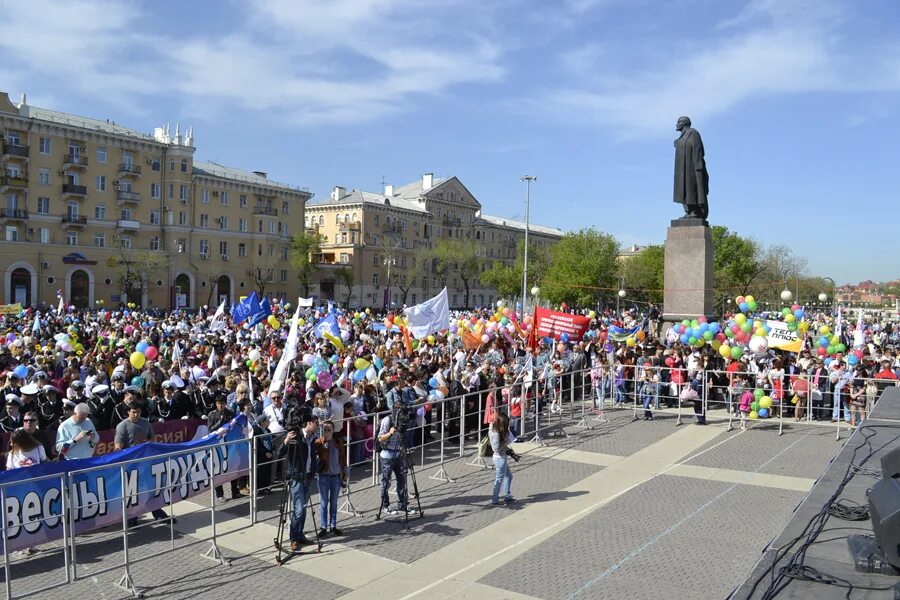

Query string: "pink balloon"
[[144, 346, 158, 360], [124, 325, 134, 335]]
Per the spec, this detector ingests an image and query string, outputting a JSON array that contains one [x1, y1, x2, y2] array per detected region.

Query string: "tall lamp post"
[[520, 176, 537, 317], [617, 276, 626, 317], [383, 255, 396, 309], [819, 276, 835, 315]]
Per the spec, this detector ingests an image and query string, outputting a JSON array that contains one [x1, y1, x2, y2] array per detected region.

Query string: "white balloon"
[[248, 349, 262, 362]]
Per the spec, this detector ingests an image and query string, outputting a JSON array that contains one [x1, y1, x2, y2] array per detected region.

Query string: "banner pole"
[[60, 474, 71, 584], [68, 478, 79, 581]]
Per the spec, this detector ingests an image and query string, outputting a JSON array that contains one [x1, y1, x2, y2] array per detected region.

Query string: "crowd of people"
[[1, 298, 899, 551]]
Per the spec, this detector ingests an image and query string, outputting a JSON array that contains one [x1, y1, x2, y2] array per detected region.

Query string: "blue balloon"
[[560, 333, 569, 343], [739, 302, 749, 312], [352, 369, 366, 383], [680, 334, 690, 345], [13, 365, 27, 379], [824, 358, 833, 367], [793, 309, 804, 319], [698, 323, 709, 334], [429, 377, 439, 389], [758, 408, 769, 418], [374, 356, 383, 370], [819, 336, 829, 347], [848, 355, 859, 366], [136, 341, 150, 354], [709, 323, 721, 334]]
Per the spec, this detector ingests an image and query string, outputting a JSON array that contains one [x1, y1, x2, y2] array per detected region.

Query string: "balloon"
[[429, 377, 439, 389], [306, 367, 315, 380], [848, 355, 859, 366], [750, 401, 760, 412], [754, 388, 765, 400], [835, 343, 846, 354], [820, 325, 831, 336], [341, 330, 351, 341], [145, 346, 158, 360], [13, 364, 27, 379], [130, 351, 146, 369], [758, 408, 769, 418], [735, 314, 746, 325], [374, 356, 384, 370], [131, 376, 145, 388], [268, 315, 280, 329], [317, 371, 333, 389], [427, 334, 435, 345], [748, 301, 758, 311], [416, 407, 425, 417], [124, 325, 134, 335], [730, 346, 743, 360], [354, 358, 370, 370], [748, 336, 768, 353], [759, 396, 773, 409], [249, 349, 262, 362], [739, 302, 749, 312], [366, 366, 377, 383], [749, 410, 759, 420], [482, 334, 490, 344], [719, 344, 731, 358], [560, 333, 569, 343]]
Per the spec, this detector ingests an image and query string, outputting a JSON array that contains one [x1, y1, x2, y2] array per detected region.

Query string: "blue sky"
[[2, 0, 899, 284]]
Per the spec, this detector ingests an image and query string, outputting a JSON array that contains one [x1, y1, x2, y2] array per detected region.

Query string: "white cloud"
[[0, 0, 506, 127]]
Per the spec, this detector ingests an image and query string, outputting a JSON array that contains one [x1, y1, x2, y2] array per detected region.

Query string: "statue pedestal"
[[663, 219, 713, 322]]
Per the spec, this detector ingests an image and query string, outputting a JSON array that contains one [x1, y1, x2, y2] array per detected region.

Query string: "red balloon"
[[664, 357, 674, 367], [817, 347, 827, 356]]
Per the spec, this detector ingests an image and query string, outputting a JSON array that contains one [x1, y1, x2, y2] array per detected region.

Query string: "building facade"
[[304, 173, 562, 309], [0, 92, 311, 310]]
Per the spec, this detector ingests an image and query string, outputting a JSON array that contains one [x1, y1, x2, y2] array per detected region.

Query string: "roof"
[[192, 161, 311, 195], [478, 214, 564, 237], [307, 189, 429, 213], [394, 177, 448, 200], [24, 105, 156, 142]]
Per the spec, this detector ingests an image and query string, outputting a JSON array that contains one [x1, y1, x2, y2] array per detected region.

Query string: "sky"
[[1, 0, 899, 284]]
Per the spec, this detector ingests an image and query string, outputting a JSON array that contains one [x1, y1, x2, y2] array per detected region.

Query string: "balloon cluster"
[[449, 305, 529, 346], [747, 389, 773, 420], [130, 340, 159, 368]]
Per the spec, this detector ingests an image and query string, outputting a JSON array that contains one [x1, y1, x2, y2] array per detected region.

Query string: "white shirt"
[[263, 403, 285, 434]]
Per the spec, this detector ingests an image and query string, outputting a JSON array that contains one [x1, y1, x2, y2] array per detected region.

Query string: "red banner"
[[1, 418, 205, 470], [533, 307, 591, 342]]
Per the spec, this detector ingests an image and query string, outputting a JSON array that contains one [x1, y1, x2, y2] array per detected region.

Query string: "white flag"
[[32, 311, 40, 334], [57, 295, 64, 316], [298, 297, 314, 308], [171, 341, 182, 365], [269, 304, 300, 394], [209, 300, 226, 332], [853, 309, 865, 348], [404, 288, 450, 339], [207, 347, 217, 369]]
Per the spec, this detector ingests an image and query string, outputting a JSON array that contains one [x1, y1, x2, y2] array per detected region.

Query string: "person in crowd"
[[55, 403, 98, 459], [279, 412, 319, 552], [114, 401, 173, 525], [207, 395, 242, 501], [1, 394, 24, 432], [315, 420, 347, 537], [378, 402, 412, 516], [488, 411, 515, 505]]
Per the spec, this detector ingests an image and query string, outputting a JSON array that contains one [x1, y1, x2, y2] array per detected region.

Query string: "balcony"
[[63, 154, 89, 169], [116, 190, 141, 205], [503, 239, 516, 249], [117, 219, 140, 232], [61, 215, 87, 228], [339, 221, 361, 232], [0, 175, 27, 189], [2, 143, 29, 159], [382, 223, 402, 234], [442, 216, 462, 227], [118, 163, 142, 177], [62, 183, 88, 198], [0, 208, 28, 221], [253, 205, 278, 216]]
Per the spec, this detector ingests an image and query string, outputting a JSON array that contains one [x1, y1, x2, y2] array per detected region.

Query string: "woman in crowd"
[[488, 411, 515, 505]]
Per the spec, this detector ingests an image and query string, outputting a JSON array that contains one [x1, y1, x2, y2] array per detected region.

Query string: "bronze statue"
[[673, 116, 709, 221]]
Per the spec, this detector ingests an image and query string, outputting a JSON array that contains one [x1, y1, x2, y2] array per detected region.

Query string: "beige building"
[[0, 92, 311, 310], [304, 174, 563, 308]]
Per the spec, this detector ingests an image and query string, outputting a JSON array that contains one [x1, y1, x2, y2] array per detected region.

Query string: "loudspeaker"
[[869, 478, 900, 567], [882, 446, 900, 480]]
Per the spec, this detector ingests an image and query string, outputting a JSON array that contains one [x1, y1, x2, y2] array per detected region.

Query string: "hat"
[[70, 380, 85, 390], [43, 384, 61, 395], [207, 375, 221, 386], [33, 370, 48, 379], [170, 374, 185, 389], [111, 372, 125, 382], [20, 383, 40, 395], [63, 398, 77, 409], [91, 384, 109, 396], [5, 394, 22, 406], [123, 385, 141, 395], [162, 381, 176, 391]]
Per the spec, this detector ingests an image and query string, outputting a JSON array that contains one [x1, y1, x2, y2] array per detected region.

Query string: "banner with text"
[[533, 307, 591, 342], [0, 416, 249, 555], [766, 319, 803, 353]]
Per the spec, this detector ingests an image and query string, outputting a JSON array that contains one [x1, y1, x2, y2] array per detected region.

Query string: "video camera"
[[506, 447, 521, 463], [391, 401, 412, 435], [284, 403, 313, 435]]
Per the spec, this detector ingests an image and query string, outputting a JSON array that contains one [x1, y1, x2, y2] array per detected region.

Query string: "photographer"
[[378, 403, 411, 516], [488, 412, 517, 505], [278, 412, 319, 552], [55, 403, 98, 459]]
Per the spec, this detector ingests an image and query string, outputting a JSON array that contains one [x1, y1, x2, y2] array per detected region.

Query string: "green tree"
[[482, 240, 549, 302], [710, 225, 767, 296], [290, 232, 322, 297], [542, 228, 619, 307], [336, 266, 355, 306], [621, 245, 664, 304], [429, 240, 483, 308], [112, 238, 164, 308]]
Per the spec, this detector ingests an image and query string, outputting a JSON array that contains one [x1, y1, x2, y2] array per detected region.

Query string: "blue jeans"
[[380, 453, 408, 510], [289, 478, 313, 542], [318, 474, 341, 529], [492, 455, 513, 502], [832, 386, 851, 422]]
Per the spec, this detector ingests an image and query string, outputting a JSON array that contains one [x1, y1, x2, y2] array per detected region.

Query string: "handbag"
[[478, 435, 493, 457]]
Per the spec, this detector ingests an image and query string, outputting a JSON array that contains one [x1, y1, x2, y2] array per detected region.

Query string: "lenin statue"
[[673, 116, 709, 221]]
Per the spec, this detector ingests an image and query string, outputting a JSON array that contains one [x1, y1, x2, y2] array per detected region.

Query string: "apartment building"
[[0, 92, 311, 309], [304, 173, 563, 308]]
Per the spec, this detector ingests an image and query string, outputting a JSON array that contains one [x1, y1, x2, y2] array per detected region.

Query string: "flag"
[[57, 295, 64, 316], [171, 341, 182, 365], [207, 348, 217, 370], [853, 309, 865, 348], [209, 300, 226, 332], [298, 297, 314, 308], [835, 309, 843, 338], [270, 304, 301, 393], [32, 311, 40, 334], [249, 297, 272, 327], [402, 325, 413, 355], [461, 328, 483, 351], [231, 291, 260, 324], [403, 288, 450, 339], [608, 324, 641, 342], [314, 313, 340, 340]]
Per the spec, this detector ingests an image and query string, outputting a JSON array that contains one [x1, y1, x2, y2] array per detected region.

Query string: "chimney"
[[332, 186, 346, 201], [422, 172, 433, 190], [385, 184, 394, 197], [253, 171, 267, 179]]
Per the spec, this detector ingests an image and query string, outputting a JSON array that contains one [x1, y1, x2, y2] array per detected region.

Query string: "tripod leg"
[[307, 481, 322, 552]]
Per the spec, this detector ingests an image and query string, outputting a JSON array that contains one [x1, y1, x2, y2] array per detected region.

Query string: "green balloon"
[[731, 346, 743, 360], [703, 331, 714, 341], [836, 343, 846, 353], [741, 322, 752, 333], [681, 319, 691, 327], [748, 301, 758, 311], [751, 401, 760, 412], [691, 319, 700, 329], [725, 328, 734, 338], [688, 336, 698, 345], [754, 388, 765, 400], [826, 345, 835, 355]]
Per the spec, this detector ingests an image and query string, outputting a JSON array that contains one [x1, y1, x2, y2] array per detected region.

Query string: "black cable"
[[826, 499, 870, 521]]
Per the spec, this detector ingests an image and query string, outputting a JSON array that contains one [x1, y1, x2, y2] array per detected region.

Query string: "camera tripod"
[[375, 425, 424, 531], [273, 441, 323, 565]]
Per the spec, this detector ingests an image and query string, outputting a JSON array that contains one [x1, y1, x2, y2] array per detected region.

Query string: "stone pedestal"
[[663, 219, 713, 322]]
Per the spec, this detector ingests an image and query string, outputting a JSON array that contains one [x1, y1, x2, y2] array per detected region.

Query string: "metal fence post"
[[459, 393, 467, 458], [430, 396, 454, 482], [249, 435, 257, 525], [339, 432, 361, 516], [60, 474, 71, 585], [114, 464, 141, 597], [203, 446, 229, 566], [68, 478, 79, 581], [2, 487, 11, 600]]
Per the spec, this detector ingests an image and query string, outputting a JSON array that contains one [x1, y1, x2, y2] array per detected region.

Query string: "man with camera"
[[55, 403, 98, 459], [377, 402, 412, 516], [279, 411, 319, 552]]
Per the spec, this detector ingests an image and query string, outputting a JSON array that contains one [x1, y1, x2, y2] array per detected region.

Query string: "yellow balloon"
[[820, 325, 831, 336], [719, 344, 731, 358], [759, 396, 773, 409], [626, 337, 636, 347], [297, 318, 305, 326], [745, 295, 755, 304], [785, 314, 795, 323], [427, 334, 435, 345], [749, 411, 758, 420], [735, 314, 746, 324]]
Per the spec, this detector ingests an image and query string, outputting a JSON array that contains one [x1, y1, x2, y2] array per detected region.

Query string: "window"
[[119, 235, 132, 249], [199, 240, 209, 255], [66, 232, 78, 246], [219, 241, 228, 256], [240, 194, 247, 208], [96, 175, 106, 192], [168, 160, 175, 172], [150, 211, 159, 225], [199, 214, 208, 228], [179, 185, 188, 200], [280, 269, 287, 283], [401, 256, 407, 268], [238, 243, 247, 257], [335, 213, 340, 224], [95, 205, 106, 220], [373, 273, 379, 286], [281, 247, 288, 260], [96, 147, 107, 164], [120, 208, 131, 220], [258, 220, 263, 233], [151, 159, 160, 171], [373, 254, 380, 266], [150, 237, 160, 251], [341, 232, 347, 244], [38, 228, 50, 244], [282, 201, 289, 215], [269, 221, 275, 234], [37, 197, 49, 214], [178, 211, 187, 226], [340, 253, 349, 264], [201, 189, 209, 203], [6, 133, 20, 146], [219, 216, 228, 230], [38, 168, 50, 185], [39, 137, 51, 154], [94, 232, 105, 247], [5, 226, 17, 242], [168, 183, 174, 199], [180, 158, 188, 173], [268, 243, 274, 257], [239, 218, 247, 232], [257, 244, 263, 257], [318, 215, 324, 226], [374, 215, 379, 225], [150, 183, 161, 199], [221, 191, 228, 205]]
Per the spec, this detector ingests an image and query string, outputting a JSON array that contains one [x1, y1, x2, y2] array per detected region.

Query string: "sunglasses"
[[23, 419, 37, 423]]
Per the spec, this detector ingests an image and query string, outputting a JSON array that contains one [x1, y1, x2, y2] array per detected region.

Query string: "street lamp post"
[[520, 176, 537, 317], [383, 255, 396, 309], [819, 276, 835, 315], [617, 276, 626, 317]]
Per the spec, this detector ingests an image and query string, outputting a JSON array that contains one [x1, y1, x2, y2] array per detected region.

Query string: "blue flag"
[[249, 297, 272, 327], [231, 291, 260, 324], [314, 312, 340, 340]]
